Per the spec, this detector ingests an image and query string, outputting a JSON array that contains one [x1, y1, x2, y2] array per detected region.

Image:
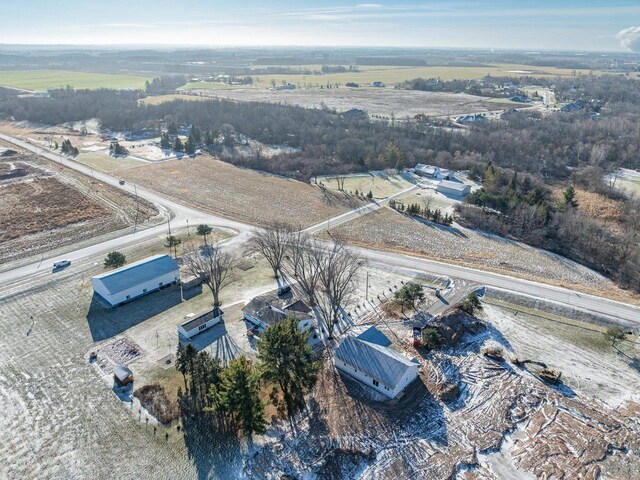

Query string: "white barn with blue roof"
[[92, 254, 180, 307], [335, 326, 419, 399]]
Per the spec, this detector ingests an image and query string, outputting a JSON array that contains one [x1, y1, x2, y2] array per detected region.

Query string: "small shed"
[[113, 364, 133, 386], [178, 307, 224, 339]]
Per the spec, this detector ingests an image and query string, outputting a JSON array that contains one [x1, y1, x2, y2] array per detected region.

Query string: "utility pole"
[[186, 219, 190, 236], [133, 184, 139, 234], [168, 217, 172, 235], [365, 271, 369, 302]]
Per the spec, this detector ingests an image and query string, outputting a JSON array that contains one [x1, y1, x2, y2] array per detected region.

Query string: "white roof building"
[[437, 180, 471, 198], [335, 326, 419, 399], [92, 254, 180, 308], [178, 307, 224, 339]]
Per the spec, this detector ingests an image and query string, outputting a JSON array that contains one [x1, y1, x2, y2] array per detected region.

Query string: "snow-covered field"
[[1, 241, 638, 479]]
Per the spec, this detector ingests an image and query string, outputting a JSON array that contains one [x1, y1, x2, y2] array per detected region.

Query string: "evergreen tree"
[[220, 357, 266, 437], [186, 134, 196, 155], [165, 235, 182, 257], [196, 224, 213, 245], [160, 132, 171, 149], [174, 137, 184, 152], [560, 185, 579, 210], [393, 283, 425, 313], [257, 317, 321, 426], [103, 251, 126, 269]]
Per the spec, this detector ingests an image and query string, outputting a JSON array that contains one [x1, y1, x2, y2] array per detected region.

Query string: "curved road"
[[1, 132, 639, 324]]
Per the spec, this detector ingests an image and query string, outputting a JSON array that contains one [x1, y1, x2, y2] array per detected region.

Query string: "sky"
[[1, 0, 639, 52]]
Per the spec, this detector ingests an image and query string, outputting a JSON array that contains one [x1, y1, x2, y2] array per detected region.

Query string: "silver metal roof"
[[93, 254, 178, 295]]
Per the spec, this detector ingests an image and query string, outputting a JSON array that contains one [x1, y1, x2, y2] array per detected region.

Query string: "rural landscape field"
[[1, 3, 640, 480]]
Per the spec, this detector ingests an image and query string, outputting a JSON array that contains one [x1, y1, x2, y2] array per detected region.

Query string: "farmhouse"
[[242, 294, 314, 331], [437, 179, 471, 198], [415, 164, 440, 178], [92, 254, 180, 308], [178, 307, 224, 339], [335, 326, 419, 399]]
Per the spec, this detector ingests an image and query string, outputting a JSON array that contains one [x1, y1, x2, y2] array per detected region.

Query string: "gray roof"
[[93, 254, 178, 294], [437, 180, 469, 192], [113, 364, 133, 382], [181, 307, 223, 332], [356, 326, 392, 347], [242, 294, 312, 327], [335, 336, 417, 390]]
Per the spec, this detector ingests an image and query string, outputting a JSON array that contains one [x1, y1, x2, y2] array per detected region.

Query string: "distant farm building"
[[371, 81, 385, 87], [242, 294, 314, 332], [414, 164, 454, 180], [178, 307, 224, 339], [456, 114, 486, 124], [342, 108, 368, 121], [335, 326, 419, 399], [275, 83, 296, 90], [437, 180, 471, 198], [92, 254, 180, 308]]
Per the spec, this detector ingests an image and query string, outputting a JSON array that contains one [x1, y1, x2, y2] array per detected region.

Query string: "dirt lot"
[[246, 304, 640, 479], [120, 155, 361, 228], [0, 149, 158, 264], [189, 87, 520, 119], [328, 207, 638, 303]]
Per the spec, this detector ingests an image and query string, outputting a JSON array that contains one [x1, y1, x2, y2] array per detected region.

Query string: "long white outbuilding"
[[92, 254, 180, 307]]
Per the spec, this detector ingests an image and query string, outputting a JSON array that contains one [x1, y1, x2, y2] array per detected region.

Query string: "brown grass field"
[[120, 155, 361, 227], [0, 151, 158, 264], [328, 207, 639, 304]]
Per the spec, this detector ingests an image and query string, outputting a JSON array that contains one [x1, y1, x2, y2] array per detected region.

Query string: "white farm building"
[[178, 307, 224, 339], [437, 180, 471, 198], [92, 254, 180, 308], [335, 326, 419, 399]]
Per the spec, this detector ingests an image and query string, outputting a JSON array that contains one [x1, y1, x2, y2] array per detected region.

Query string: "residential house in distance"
[[335, 326, 419, 399], [414, 164, 454, 180], [437, 179, 471, 198], [371, 81, 385, 87], [456, 113, 486, 124], [92, 254, 180, 308], [242, 294, 314, 332], [178, 307, 224, 339]]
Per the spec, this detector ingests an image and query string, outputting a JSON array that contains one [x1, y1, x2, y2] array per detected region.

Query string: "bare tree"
[[247, 222, 293, 279], [282, 231, 323, 306], [316, 241, 363, 339], [184, 245, 235, 307]]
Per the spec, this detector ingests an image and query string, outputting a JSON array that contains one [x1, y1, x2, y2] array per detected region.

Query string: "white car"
[[52, 260, 71, 270]]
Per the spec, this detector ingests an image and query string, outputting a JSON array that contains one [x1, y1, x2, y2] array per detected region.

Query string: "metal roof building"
[[335, 327, 419, 399], [437, 180, 471, 198], [92, 254, 180, 307]]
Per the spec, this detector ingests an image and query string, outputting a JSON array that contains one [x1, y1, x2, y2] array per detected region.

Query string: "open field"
[[328, 207, 639, 304], [120, 154, 361, 228], [139, 93, 214, 105], [0, 69, 151, 91], [396, 189, 459, 213], [315, 171, 415, 199], [610, 169, 640, 197], [187, 86, 521, 118], [181, 63, 595, 92], [0, 148, 158, 264]]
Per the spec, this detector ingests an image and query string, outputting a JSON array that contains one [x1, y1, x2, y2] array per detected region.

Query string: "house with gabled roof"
[[242, 293, 314, 332], [335, 326, 419, 399]]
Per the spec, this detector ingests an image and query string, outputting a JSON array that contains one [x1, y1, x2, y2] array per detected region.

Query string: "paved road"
[[1, 132, 639, 324]]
